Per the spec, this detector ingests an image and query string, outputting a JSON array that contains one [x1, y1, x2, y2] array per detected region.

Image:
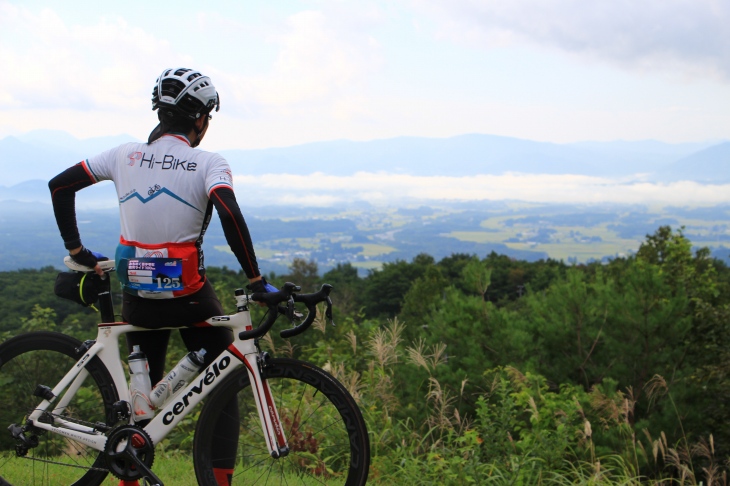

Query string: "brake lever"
[[286, 296, 296, 321], [276, 300, 304, 322], [325, 296, 334, 326]]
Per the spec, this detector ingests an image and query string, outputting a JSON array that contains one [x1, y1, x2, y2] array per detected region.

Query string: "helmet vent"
[[160, 79, 186, 100]]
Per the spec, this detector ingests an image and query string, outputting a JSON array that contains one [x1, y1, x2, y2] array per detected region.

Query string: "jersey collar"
[[162, 133, 192, 146]]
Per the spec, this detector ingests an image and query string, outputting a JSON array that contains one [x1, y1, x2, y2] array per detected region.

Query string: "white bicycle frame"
[[25, 291, 289, 459]]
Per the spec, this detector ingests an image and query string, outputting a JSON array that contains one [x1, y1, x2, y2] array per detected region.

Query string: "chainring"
[[104, 424, 155, 481]]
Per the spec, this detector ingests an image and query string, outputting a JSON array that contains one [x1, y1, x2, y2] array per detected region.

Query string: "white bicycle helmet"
[[151, 67, 220, 121]]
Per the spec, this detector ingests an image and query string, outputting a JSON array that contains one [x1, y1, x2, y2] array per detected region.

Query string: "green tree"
[[322, 262, 366, 319], [363, 254, 434, 318], [283, 258, 320, 292], [518, 268, 613, 389]]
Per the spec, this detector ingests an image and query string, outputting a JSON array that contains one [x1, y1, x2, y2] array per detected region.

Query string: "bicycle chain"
[[33, 407, 112, 432]]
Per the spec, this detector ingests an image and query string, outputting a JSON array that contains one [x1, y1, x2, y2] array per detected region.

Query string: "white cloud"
[[233, 171, 730, 206], [409, 0, 730, 79], [0, 3, 186, 111], [216, 8, 383, 119], [0, 2, 385, 140]]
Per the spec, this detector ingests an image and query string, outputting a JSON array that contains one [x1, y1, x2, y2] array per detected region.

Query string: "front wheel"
[[194, 357, 370, 485], [0, 331, 119, 486]]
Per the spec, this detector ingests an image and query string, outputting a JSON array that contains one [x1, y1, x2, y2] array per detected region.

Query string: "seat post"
[[97, 275, 115, 323]]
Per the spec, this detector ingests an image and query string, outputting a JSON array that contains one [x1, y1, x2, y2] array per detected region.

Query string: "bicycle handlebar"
[[237, 283, 334, 341], [283, 284, 333, 339]]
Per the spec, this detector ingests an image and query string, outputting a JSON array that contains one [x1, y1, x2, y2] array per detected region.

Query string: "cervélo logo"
[[162, 354, 231, 425]]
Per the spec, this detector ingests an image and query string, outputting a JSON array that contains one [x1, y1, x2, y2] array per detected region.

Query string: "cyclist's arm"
[[48, 163, 95, 251], [209, 186, 262, 282]]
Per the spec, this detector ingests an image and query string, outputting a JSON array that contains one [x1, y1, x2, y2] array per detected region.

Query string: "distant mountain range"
[[1, 130, 727, 188], [220, 135, 725, 180]]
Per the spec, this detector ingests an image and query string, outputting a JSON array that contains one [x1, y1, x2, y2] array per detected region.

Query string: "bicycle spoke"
[[0, 332, 117, 486]]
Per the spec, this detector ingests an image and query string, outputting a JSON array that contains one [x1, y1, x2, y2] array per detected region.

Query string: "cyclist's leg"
[[193, 358, 370, 486], [180, 322, 238, 485], [121, 280, 224, 381], [125, 329, 172, 384], [122, 281, 238, 485]]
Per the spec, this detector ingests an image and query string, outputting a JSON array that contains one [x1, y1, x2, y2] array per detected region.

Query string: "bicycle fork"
[[236, 349, 289, 458]]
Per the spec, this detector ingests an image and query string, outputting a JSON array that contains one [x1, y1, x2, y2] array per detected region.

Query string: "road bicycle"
[[0, 258, 370, 485]]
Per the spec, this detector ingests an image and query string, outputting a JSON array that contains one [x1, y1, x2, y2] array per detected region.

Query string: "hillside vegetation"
[[1, 226, 729, 484]]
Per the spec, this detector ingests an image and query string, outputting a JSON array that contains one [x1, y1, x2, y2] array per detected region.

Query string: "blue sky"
[[1, 0, 729, 151]]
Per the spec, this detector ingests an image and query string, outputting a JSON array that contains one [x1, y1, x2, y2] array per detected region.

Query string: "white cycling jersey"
[[82, 134, 233, 298]]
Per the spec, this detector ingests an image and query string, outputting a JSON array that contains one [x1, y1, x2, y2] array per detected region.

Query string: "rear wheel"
[[0, 331, 118, 486], [194, 357, 370, 485]]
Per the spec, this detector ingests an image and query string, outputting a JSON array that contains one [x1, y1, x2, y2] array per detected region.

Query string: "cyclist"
[[49, 67, 272, 486]]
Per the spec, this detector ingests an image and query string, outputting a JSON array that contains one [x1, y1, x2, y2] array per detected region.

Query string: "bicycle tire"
[[0, 331, 119, 486], [193, 357, 370, 486]]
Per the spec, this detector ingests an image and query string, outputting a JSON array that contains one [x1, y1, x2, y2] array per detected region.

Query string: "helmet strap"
[[147, 121, 168, 144], [190, 116, 208, 148]]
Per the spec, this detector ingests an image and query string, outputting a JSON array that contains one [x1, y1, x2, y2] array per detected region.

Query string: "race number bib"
[[125, 258, 183, 291]]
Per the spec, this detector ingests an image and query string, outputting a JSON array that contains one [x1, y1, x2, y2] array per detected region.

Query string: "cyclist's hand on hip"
[[69, 246, 108, 276]]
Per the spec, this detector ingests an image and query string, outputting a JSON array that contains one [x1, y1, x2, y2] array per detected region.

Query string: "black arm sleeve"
[[48, 163, 95, 250], [210, 187, 261, 279]]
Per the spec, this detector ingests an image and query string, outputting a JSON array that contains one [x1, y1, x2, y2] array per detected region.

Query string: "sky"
[[1, 0, 729, 152]]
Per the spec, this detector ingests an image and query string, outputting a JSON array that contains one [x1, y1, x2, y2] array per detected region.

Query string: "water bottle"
[[149, 349, 207, 408], [128, 345, 155, 421]]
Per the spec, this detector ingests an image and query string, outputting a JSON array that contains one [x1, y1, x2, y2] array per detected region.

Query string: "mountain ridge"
[[0, 130, 726, 186]]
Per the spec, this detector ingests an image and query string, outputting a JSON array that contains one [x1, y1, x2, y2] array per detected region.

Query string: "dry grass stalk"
[[260, 333, 276, 354], [692, 437, 712, 461], [312, 305, 327, 334], [644, 374, 669, 407], [703, 464, 720, 486], [368, 318, 403, 369], [406, 339, 448, 374], [505, 366, 527, 384], [590, 385, 636, 429], [623, 387, 637, 424], [406, 338, 429, 371], [665, 446, 696, 484], [642, 429, 662, 464], [346, 330, 357, 355], [430, 343, 447, 369], [281, 339, 296, 358], [373, 372, 398, 414], [327, 361, 364, 402], [426, 377, 457, 432], [584, 420, 592, 440], [637, 440, 648, 464]]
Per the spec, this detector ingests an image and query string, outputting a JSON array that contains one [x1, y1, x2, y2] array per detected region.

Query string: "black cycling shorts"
[[121, 279, 224, 328]]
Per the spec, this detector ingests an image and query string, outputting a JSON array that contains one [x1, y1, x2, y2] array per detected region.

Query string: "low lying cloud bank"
[[234, 172, 730, 206]]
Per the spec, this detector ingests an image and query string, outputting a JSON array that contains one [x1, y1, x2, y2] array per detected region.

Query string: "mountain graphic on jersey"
[[119, 187, 201, 212]]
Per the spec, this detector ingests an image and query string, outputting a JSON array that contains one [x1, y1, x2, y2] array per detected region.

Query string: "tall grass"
[[343, 319, 730, 485], [6, 316, 724, 485]]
